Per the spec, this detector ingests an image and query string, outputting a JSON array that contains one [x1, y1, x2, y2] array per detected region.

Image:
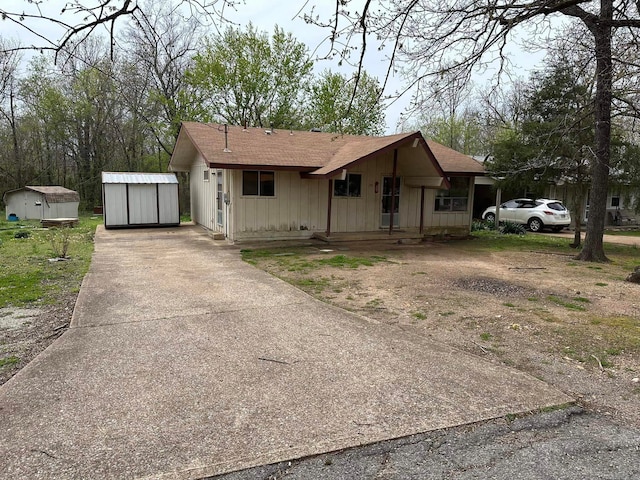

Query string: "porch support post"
[[389, 149, 398, 235], [326, 178, 332, 237], [419, 185, 425, 234]]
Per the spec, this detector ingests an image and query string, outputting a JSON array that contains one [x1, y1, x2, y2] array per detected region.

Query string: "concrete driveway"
[[0, 226, 571, 479], [541, 230, 640, 247]]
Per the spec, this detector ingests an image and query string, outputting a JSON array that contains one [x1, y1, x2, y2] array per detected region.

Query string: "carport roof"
[[102, 172, 178, 184]]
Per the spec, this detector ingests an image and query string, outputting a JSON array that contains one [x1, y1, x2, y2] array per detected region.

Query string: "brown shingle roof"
[[169, 122, 484, 177], [426, 141, 485, 175], [24, 186, 80, 203]]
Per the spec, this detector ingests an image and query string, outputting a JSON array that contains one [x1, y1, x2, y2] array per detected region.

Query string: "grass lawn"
[[0, 214, 102, 308]]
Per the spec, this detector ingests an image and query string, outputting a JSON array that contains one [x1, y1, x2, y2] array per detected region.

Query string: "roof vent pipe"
[[223, 124, 231, 153]]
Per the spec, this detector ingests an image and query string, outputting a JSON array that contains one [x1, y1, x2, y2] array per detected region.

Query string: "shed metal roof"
[[101, 172, 178, 184]]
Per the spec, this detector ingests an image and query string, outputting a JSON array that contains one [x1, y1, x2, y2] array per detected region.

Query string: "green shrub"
[[472, 219, 495, 231], [499, 221, 526, 235]]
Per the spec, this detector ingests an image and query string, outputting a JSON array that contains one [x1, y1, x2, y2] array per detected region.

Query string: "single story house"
[[3, 186, 79, 220], [102, 172, 180, 228], [169, 122, 485, 242], [547, 182, 638, 226]]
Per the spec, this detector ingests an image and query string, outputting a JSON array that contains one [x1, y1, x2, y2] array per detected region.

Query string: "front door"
[[216, 170, 224, 226], [381, 176, 400, 227]]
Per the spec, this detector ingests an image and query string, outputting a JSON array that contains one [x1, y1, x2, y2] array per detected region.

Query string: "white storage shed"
[[3, 186, 80, 220], [102, 172, 180, 229]]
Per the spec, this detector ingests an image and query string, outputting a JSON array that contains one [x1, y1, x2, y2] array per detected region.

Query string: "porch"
[[312, 229, 425, 243]]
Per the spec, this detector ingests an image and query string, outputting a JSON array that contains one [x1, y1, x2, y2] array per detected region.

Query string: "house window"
[[203, 169, 209, 182], [242, 170, 275, 197], [334, 173, 362, 197], [435, 177, 469, 212], [611, 196, 620, 208]]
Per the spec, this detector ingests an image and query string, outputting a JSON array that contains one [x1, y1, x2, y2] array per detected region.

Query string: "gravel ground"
[[212, 406, 640, 480], [0, 294, 75, 385]]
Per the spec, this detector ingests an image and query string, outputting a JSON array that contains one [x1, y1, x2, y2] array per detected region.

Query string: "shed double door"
[[128, 184, 158, 224]]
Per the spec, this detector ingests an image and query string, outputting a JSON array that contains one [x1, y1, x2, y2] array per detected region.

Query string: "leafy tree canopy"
[[306, 70, 385, 135], [184, 24, 313, 129]]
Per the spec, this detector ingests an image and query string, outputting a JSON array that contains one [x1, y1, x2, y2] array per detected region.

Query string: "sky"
[[3, 0, 549, 133]]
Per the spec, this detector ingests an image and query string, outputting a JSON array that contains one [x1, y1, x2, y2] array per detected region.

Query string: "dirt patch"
[[246, 240, 640, 426], [0, 295, 75, 385]]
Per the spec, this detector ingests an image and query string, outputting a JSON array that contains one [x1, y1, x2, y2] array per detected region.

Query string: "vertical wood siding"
[[422, 178, 474, 234], [232, 171, 326, 238], [189, 152, 474, 239], [190, 159, 218, 231]]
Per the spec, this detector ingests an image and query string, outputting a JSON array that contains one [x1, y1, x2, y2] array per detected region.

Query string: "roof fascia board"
[[446, 171, 485, 176], [169, 123, 208, 171], [208, 163, 316, 172], [418, 135, 451, 190]]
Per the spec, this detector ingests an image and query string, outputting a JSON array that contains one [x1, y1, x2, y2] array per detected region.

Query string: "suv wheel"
[[528, 218, 543, 232]]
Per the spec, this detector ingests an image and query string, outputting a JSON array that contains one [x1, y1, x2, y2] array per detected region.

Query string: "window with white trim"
[[435, 177, 469, 212]]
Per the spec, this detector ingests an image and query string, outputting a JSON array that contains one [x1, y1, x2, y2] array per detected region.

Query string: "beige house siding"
[[186, 151, 475, 241], [190, 158, 222, 233], [225, 159, 475, 241], [230, 171, 326, 241], [422, 177, 475, 235]]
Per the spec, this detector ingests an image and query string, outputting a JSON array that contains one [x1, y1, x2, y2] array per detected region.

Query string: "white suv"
[[482, 198, 571, 232]]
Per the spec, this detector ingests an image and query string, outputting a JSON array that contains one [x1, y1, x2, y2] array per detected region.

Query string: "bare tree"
[[122, 0, 203, 154], [0, 40, 24, 187], [0, 1, 237, 61], [310, 0, 640, 262]]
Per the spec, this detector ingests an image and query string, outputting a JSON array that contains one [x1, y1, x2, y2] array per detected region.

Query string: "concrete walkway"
[[0, 226, 571, 479]]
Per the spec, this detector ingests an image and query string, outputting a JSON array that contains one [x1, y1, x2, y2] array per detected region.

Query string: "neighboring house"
[[3, 186, 79, 220], [169, 122, 485, 242], [547, 182, 639, 227]]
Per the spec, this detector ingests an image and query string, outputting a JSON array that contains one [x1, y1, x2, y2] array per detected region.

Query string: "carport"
[[102, 172, 179, 228]]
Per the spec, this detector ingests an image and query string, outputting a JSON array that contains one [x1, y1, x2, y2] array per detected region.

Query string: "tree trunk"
[[9, 89, 22, 186], [577, 1, 613, 262], [570, 185, 585, 248]]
